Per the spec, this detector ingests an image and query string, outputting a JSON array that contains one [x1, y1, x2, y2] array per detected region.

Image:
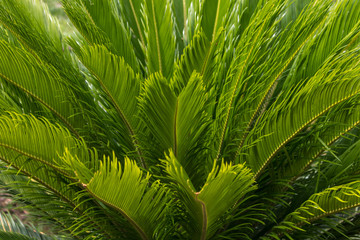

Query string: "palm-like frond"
[[0, 0, 71, 69], [170, 30, 216, 94], [247, 48, 360, 176], [118, 0, 146, 62], [0, 41, 80, 137], [71, 43, 145, 166], [170, 0, 199, 49], [84, 155, 171, 240], [61, 0, 139, 72], [1, 0, 360, 239], [163, 151, 256, 239], [139, 73, 210, 184], [265, 181, 360, 239]]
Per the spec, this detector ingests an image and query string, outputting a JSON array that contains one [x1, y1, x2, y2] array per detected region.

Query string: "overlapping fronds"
[[85, 155, 171, 240], [61, 0, 139, 72], [278, 99, 360, 180], [163, 151, 256, 239], [0, 112, 94, 173], [0, 113, 116, 238], [0, 41, 80, 136], [1, 0, 360, 239], [72, 43, 145, 166], [118, 0, 146, 61], [264, 181, 360, 239], [0, 113, 96, 208], [247, 48, 360, 176], [139, 73, 210, 184], [170, 30, 215, 94], [170, 0, 199, 49], [213, 0, 286, 161], [0, 0, 71, 69]]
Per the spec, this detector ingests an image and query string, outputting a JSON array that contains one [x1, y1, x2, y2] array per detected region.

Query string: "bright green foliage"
[[143, 0, 175, 78], [86, 156, 171, 240], [0, 0, 360, 239]]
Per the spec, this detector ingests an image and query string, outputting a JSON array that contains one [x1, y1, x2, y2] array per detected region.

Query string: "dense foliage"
[[0, 0, 360, 239]]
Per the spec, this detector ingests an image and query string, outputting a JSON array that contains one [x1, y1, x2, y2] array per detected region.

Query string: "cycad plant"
[[1, 0, 360, 239]]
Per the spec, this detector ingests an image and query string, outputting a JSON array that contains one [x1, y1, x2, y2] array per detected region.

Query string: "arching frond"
[[279, 98, 360, 180], [283, 0, 360, 90], [324, 137, 360, 185], [212, 0, 285, 161], [0, 0, 72, 70], [232, 0, 332, 162], [0, 0, 105, 145], [264, 181, 360, 239], [0, 41, 81, 137], [72, 44, 145, 167], [1, 0, 360, 239], [84, 155, 171, 240], [163, 151, 256, 239], [246, 48, 360, 177], [61, 0, 139, 72]]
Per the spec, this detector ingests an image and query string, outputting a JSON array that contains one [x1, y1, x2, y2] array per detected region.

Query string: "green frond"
[[0, 40, 80, 137], [163, 151, 257, 239], [284, 0, 360, 89], [0, 169, 81, 238], [0, 112, 95, 210], [118, 0, 146, 62], [0, 0, 72, 69], [1, 0, 360, 239], [72, 43, 145, 167], [0, 88, 22, 115], [231, 0, 333, 162], [246, 47, 360, 177], [200, 0, 234, 41], [0, 112, 94, 173], [0, 0, 105, 144], [139, 73, 211, 183], [61, 0, 139, 72], [212, 0, 285, 161], [234, 0, 261, 38], [324, 137, 360, 185], [265, 181, 360, 239], [170, 0, 200, 51], [170, 30, 216, 94], [143, 0, 176, 78], [279, 98, 360, 180], [85, 155, 171, 240], [139, 73, 175, 158], [0, 113, 127, 238]]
